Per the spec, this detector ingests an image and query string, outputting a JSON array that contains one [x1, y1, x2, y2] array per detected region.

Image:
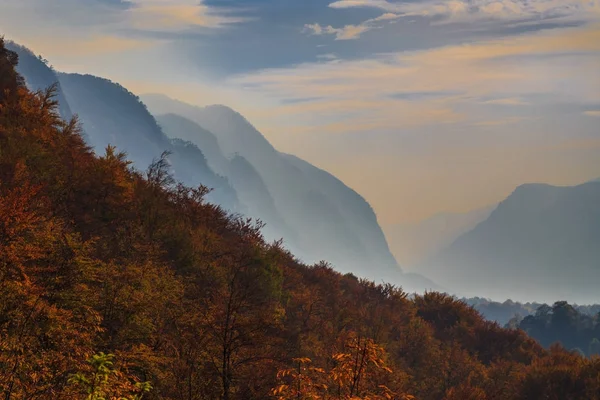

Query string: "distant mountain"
[[422, 182, 600, 303], [58, 73, 170, 169], [385, 205, 495, 267], [155, 113, 299, 249], [5, 41, 72, 120], [169, 138, 239, 210], [156, 113, 230, 175], [280, 153, 400, 279], [143, 94, 434, 288]]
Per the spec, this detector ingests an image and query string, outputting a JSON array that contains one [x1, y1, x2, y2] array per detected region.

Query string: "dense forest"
[[465, 297, 600, 326], [1, 38, 600, 400], [512, 302, 600, 357], [464, 298, 600, 356]]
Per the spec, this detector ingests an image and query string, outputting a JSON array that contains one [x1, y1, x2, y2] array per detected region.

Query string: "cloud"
[[0, 0, 251, 67], [303, 12, 401, 40], [328, 0, 600, 24], [317, 53, 339, 60], [303, 23, 371, 40], [230, 24, 600, 134], [1, 0, 245, 44], [329, 0, 399, 12], [584, 110, 600, 117], [481, 97, 531, 105], [127, 0, 246, 31], [472, 116, 531, 126]]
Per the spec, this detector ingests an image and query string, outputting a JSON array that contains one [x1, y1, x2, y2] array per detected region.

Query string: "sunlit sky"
[[2, 0, 600, 225]]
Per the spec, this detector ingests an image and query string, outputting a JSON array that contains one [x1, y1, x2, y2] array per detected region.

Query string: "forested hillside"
[[2, 38, 600, 400], [8, 42, 416, 289], [513, 301, 600, 357]]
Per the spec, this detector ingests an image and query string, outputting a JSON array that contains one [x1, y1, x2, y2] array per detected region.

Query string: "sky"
[[1, 0, 600, 225]]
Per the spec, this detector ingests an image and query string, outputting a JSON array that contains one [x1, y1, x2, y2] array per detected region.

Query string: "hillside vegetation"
[[1, 38, 600, 400]]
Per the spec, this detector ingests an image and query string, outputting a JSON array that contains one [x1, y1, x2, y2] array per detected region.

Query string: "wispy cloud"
[[303, 12, 400, 40], [328, 0, 600, 24], [481, 97, 530, 105], [584, 110, 600, 117], [303, 22, 371, 40], [228, 23, 600, 140], [127, 0, 246, 31], [317, 53, 339, 61], [0, 0, 245, 55], [472, 116, 531, 126]]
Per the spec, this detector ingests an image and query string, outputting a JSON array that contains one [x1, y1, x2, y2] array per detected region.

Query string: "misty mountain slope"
[[7, 41, 72, 120], [57, 74, 240, 211], [157, 113, 230, 175], [142, 94, 408, 283], [156, 112, 299, 247], [227, 155, 302, 250], [281, 153, 399, 272], [385, 205, 496, 267], [151, 100, 365, 270], [422, 182, 600, 303], [169, 138, 239, 211], [58, 73, 171, 169], [143, 94, 276, 162]]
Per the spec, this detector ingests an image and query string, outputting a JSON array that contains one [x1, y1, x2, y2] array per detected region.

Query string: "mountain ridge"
[[422, 181, 600, 303], [142, 93, 417, 285]]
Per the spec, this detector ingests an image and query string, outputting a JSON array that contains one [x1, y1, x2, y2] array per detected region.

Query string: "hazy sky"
[[2, 0, 599, 224]]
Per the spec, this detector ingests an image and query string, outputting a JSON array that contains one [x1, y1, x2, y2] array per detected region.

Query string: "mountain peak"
[[424, 181, 600, 303]]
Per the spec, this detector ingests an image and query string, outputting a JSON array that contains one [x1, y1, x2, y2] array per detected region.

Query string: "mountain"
[[156, 113, 230, 175], [422, 182, 600, 303], [168, 138, 239, 210], [5, 41, 72, 120], [155, 113, 300, 251], [142, 94, 413, 285], [58, 73, 170, 169], [10, 43, 434, 290], [8, 44, 240, 211], [280, 153, 400, 281], [58, 73, 240, 211], [385, 205, 496, 267]]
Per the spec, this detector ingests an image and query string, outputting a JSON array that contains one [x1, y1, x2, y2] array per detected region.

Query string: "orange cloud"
[[128, 1, 245, 30]]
